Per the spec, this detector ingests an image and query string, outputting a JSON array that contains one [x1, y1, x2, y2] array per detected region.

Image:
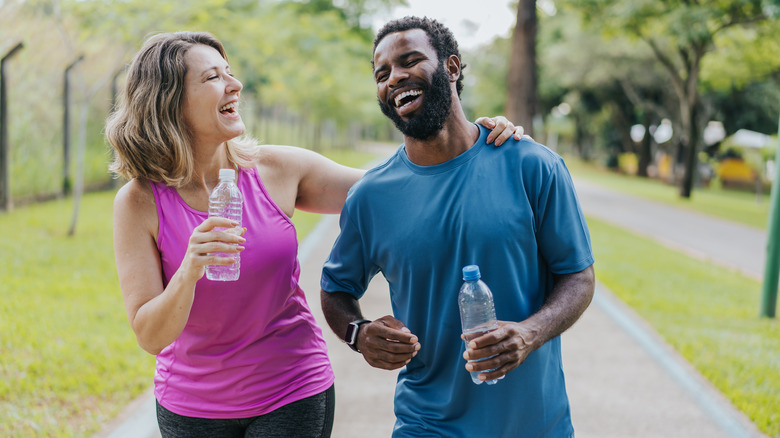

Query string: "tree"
[[506, 0, 538, 137], [288, 0, 407, 36], [565, 0, 777, 198], [538, 7, 678, 171], [43, 0, 131, 235]]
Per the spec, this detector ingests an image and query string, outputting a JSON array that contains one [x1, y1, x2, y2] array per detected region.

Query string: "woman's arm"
[[113, 180, 244, 354], [257, 145, 364, 216]]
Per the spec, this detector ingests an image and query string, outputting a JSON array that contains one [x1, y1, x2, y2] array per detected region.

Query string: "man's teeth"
[[394, 90, 421, 107], [220, 102, 237, 112]]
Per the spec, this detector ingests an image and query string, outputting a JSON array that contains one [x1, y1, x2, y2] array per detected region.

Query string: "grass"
[[564, 156, 771, 230], [0, 146, 381, 437], [588, 217, 780, 436], [0, 192, 153, 437]]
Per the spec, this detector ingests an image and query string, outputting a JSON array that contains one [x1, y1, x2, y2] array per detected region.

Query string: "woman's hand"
[[475, 116, 526, 146], [179, 217, 245, 282]]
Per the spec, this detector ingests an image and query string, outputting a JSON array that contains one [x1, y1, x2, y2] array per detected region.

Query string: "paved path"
[[574, 179, 766, 281], [94, 168, 769, 438]]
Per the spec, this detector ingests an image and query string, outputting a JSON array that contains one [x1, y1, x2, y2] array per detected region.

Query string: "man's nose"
[[387, 66, 409, 88]]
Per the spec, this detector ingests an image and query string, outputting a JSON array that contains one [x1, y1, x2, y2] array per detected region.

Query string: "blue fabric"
[[321, 125, 593, 437]]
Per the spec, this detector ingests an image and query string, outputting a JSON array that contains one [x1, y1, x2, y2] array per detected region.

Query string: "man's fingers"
[[363, 340, 418, 370], [365, 333, 419, 355], [466, 326, 505, 350], [365, 356, 413, 370], [371, 317, 418, 344]]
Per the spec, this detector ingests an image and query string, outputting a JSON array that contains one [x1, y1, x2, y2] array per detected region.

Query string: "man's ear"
[[445, 55, 461, 82]]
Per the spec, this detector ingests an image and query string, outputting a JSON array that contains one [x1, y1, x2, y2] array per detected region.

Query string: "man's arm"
[[462, 265, 595, 382], [321, 290, 421, 370]]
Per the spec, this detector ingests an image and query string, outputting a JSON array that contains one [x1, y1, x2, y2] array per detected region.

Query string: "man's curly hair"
[[373, 16, 466, 97]]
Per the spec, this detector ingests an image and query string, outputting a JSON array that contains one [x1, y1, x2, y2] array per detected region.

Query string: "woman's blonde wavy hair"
[[106, 31, 257, 188]]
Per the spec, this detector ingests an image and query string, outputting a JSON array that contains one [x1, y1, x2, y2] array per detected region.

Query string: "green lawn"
[[0, 192, 153, 437]]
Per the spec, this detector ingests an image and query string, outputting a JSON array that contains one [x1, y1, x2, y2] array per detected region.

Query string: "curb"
[[592, 283, 767, 438]]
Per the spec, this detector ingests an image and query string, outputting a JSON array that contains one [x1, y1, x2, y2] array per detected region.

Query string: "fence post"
[[63, 55, 84, 197], [111, 65, 126, 111], [109, 66, 126, 189], [0, 42, 24, 212]]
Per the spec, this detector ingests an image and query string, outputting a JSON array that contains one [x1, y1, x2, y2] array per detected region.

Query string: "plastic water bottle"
[[205, 168, 243, 281], [458, 264, 503, 385]]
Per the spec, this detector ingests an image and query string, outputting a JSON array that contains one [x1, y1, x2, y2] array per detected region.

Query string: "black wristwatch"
[[344, 319, 371, 352]]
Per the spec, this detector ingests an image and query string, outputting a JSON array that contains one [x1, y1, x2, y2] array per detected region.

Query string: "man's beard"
[[378, 64, 453, 140]]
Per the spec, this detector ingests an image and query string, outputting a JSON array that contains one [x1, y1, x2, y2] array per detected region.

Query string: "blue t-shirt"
[[321, 125, 594, 437]]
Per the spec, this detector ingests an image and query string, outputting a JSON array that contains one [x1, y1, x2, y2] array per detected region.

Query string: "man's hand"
[[358, 315, 421, 370], [461, 265, 595, 382], [461, 320, 537, 382]]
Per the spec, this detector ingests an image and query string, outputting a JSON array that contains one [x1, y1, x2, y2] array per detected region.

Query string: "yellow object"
[[716, 158, 756, 185], [657, 154, 672, 180], [618, 153, 638, 175]]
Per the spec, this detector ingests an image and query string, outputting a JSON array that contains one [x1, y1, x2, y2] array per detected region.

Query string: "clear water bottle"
[[205, 168, 243, 281], [458, 264, 503, 385]]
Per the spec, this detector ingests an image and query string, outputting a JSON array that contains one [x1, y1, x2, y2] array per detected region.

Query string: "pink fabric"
[[149, 166, 334, 418]]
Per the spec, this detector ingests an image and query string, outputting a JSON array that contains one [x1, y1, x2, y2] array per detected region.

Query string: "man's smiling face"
[[373, 28, 453, 140]]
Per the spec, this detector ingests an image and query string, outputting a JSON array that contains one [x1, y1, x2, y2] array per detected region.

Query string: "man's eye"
[[208, 75, 218, 80]]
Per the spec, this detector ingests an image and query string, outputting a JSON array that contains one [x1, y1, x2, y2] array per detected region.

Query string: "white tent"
[[729, 129, 772, 149]]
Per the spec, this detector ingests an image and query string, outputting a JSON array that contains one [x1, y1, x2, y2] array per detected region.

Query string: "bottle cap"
[[218, 168, 236, 181], [462, 265, 481, 281]]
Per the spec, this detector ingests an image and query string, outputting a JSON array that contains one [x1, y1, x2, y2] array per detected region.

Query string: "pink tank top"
[[150, 166, 334, 418]]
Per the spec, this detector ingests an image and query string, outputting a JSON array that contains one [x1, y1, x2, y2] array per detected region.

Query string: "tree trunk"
[[678, 55, 702, 199], [68, 98, 89, 236], [679, 100, 700, 198], [637, 115, 653, 178], [506, 0, 537, 137], [574, 113, 591, 161]]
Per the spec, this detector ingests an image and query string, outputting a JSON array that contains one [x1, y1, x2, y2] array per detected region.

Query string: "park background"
[[1, 0, 779, 436]]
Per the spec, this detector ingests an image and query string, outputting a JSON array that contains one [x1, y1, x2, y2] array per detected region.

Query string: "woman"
[[105, 31, 521, 438]]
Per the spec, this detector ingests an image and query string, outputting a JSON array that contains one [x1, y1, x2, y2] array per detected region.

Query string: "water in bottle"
[[205, 168, 243, 281], [458, 264, 503, 385]]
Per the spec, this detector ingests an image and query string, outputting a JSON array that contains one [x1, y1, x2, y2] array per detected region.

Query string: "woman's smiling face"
[[180, 44, 245, 149]]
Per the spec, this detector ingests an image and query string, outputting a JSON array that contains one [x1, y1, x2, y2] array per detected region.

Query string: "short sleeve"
[[320, 202, 380, 298], [535, 157, 594, 274]]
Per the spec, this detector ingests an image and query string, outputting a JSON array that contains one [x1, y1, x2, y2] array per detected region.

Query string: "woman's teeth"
[[220, 102, 237, 113]]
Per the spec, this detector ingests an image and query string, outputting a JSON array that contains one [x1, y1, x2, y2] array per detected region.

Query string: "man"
[[320, 16, 595, 437]]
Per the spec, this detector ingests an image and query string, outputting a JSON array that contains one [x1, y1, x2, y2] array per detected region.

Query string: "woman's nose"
[[227, 75, 242, 94]]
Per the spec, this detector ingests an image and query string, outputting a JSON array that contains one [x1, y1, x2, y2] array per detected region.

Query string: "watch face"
[[345, 320, 370, 351], [346, 323, 359, 344]]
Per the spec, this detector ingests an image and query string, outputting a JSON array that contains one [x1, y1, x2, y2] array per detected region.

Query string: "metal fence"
[[0, 42, 372, 212]]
